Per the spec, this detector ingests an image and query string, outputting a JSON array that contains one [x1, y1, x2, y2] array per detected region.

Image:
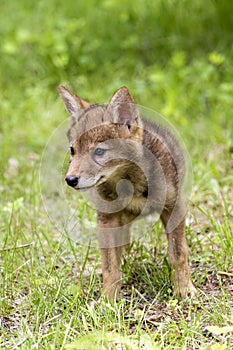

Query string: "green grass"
[[1, 0, 233, 349]]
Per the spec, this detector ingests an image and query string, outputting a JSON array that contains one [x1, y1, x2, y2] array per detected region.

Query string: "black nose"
[[65, 176, 79, 188]]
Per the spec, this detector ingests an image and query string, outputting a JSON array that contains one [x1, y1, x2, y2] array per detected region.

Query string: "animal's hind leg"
[[161, 210, 197, 298]]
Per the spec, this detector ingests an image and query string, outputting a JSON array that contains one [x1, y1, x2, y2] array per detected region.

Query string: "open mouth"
[[75, 175, 106, 191]]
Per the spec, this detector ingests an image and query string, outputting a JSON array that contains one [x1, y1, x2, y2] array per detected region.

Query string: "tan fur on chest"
[[126, 195, 147, 215]]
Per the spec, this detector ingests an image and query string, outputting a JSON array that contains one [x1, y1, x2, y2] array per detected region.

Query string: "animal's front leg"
[[97, 212, 130, 301], [100, 246, 122, 300]]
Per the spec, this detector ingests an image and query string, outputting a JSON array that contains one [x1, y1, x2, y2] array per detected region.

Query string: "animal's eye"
[[94, 147, 105, 156], [70, 146, 75, 156]]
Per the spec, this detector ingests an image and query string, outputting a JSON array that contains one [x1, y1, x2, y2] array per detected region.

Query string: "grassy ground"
[[0, 1, 233, 349]]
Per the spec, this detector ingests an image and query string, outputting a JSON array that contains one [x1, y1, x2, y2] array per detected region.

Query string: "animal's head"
[[59, 85, 143, 190]]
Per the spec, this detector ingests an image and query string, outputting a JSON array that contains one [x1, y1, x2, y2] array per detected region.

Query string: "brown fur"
[[59, 85, 197, 301]]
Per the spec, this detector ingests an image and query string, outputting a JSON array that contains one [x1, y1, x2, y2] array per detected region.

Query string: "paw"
[[178, 280, 198, 298], [175, 280, 198, 299], [102, 281, 121, 302], [187, 280, 198, 297]]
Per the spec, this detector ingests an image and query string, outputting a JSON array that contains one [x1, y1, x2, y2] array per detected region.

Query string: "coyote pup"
[[59, 85, 197, 301]]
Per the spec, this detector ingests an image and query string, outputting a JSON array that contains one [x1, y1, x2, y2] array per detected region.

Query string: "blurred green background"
[[0, 2, 233, 348], [0, 0, 232, 196]]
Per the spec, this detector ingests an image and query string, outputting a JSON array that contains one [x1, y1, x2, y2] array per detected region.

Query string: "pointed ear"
[[58, 85, 90, 123], [108, 87, 141, 129], [110, 86, 136, 105]]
